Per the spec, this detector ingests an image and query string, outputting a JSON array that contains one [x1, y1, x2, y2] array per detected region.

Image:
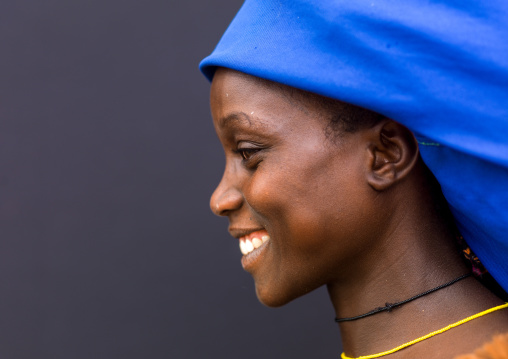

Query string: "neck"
[[327, 175, 505, 358]]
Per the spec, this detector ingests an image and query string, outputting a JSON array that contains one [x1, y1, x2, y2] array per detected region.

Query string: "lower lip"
[[241, 240, 269, 271]]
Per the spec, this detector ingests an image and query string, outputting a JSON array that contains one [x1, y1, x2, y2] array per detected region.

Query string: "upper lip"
[[229, 227, 266, 239]]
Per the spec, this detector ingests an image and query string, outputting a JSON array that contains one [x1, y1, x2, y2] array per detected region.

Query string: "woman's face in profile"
[[209, 68, 382, 307]]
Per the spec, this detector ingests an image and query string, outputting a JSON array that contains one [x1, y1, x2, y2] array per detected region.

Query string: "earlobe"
[[366, 120, 419, 191]]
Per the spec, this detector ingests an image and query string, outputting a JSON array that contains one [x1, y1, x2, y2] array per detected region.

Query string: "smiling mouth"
[[239, 230, 270, 255]]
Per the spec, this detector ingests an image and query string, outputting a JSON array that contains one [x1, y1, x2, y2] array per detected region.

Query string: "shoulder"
[[454, 333, 508, 359]]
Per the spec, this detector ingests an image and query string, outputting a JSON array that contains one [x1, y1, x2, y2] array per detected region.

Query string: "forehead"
[[211, 69, 301, 114], [210, 68, 332, 133]]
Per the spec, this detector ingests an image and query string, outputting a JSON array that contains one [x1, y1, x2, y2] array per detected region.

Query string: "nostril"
[[215, 202, 227, 216], [211, 189, 243, 216]]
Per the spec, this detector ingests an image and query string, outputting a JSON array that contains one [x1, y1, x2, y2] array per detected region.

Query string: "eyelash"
[[237, 148, 260, 160], [233, 146, 263, 167]]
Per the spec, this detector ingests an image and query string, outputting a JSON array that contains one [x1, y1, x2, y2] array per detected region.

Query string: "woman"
[[200, 1, 508, 358]]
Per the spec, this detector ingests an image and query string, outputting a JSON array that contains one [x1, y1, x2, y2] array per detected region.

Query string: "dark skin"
[[209, 68, 508, 358]]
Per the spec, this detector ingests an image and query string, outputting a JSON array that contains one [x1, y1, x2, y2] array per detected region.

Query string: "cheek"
[[244, 149, 375, 257], [242, 169, 290, 221], [241, 153, 376, 305], [243, 152, 361, 236]]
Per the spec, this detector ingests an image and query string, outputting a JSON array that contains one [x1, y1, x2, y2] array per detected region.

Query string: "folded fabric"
[[200, 0, 508, 292]]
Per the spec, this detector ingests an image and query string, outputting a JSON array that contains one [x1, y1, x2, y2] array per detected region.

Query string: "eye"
[[233, 142, 264, 167], [237, 148, 261, 161]]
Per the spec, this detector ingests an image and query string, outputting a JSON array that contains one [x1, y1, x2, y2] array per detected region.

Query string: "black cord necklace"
[[334, 273, 472, 323]]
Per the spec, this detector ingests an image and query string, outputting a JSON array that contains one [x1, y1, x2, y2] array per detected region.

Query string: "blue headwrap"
[[200, 0, 508, 291]]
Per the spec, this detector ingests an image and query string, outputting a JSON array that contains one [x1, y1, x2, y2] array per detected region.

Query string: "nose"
[[210, 173, 243, 216]]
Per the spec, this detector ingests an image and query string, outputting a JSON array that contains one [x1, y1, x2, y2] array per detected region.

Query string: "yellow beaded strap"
[[341, 302, 508, 359]]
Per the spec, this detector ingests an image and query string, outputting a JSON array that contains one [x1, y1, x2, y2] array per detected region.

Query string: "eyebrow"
[[218, 112, 252, 128]]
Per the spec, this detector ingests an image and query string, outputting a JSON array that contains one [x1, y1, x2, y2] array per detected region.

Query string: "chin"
[[256, 290, 291, 308], [254, 282, 316, 308]]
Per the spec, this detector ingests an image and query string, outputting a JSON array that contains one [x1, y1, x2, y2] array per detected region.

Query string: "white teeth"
[[244, 239, 254, 252], [239, 234, 271, 255], [252, 237, 262, 248], [239, 240, 249, 255]]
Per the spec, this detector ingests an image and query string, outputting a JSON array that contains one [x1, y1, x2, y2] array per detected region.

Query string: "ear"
[[366, 120, 419, 191]]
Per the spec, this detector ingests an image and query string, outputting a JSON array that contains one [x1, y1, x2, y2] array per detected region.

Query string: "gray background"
[[0, 1, 340, 358]]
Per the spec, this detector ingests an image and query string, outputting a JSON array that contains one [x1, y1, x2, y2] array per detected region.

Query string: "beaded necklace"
[[341, 302, 508, 359]]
